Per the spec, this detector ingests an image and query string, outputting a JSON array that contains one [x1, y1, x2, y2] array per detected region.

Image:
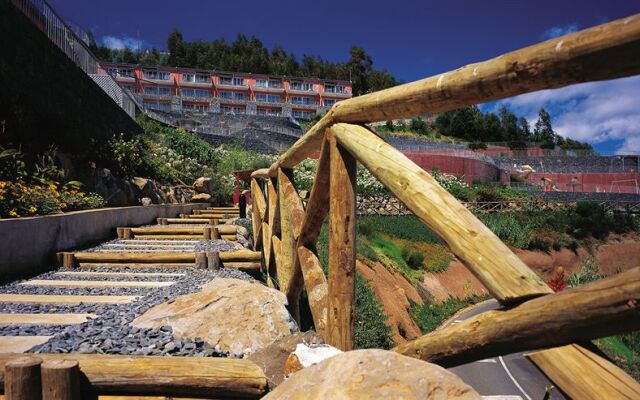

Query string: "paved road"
[[446, 300, 568, 400]]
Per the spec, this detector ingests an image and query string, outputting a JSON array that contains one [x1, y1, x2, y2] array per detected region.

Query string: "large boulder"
[[263, 349, 480, 400], [131, 177, 162, 204], [193, 177, 215, 195], [132, 278, 297, 357], [191, 193, 212, 203], [89, 168, 137, 206]]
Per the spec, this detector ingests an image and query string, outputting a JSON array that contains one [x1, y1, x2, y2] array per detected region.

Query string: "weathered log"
[[394, 267, 640, 367], [326, 134, 357, 351], [73, 252, 198, 264], [251, 178, 266, 249], [278, 169, 306, 322], [41, 360, 81, 400], [221, 262, 262, 271], [218, 250, 262, 262], [263, 15, 640, 172], [297, 245, 328, 337], [527, 344, 640, 400], [164, 218, 215, 225], [130, 228, 204, 235], [297, 137, 331, 248], [331, 123, 551, 303], [0, 354, 267, 398], [207, 252, 221, 270], [4, 356, 42, 400]]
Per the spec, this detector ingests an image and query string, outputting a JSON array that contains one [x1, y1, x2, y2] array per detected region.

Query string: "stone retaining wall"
[[0, 203, 208, 282]]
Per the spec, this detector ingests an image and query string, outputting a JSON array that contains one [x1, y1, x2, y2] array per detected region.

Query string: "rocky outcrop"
[[191, 193, 212, 203], [193, 177, 215, 195], [247, 331, 323, 388], [131, 278, 297, 357], [263, 349, 480, 399], [356, 261, 424, 344]]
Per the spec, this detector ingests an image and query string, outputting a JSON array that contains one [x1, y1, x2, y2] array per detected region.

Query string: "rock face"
[[247, 331, 323, 388], [132, 278, 297, 357], [191, 193, 212, 203], [193, 177, 215, 195], [263, 349, 480, 400], [356, 261, 424, 344]]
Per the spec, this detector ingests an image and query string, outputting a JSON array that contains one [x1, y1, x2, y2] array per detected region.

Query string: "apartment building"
[[101, 63, 352, 119]]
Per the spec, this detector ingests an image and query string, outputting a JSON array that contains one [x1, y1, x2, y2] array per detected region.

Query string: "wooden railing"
[[250, 12, 640, 361]]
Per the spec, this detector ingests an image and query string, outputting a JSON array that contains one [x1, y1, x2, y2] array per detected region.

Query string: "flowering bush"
[[0, 181, 105, 218], [293, 159, 387, 196]]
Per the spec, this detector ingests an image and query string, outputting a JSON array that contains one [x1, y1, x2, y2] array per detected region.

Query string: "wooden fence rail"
[[250, 13, 640, 374]]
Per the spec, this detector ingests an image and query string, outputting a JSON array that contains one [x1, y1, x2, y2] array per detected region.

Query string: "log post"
[[41, 360, 81, 400], [203, 227, 212, 240], [207, 252, 221, 270], [326, 133, 357, 351], [122, 228, 132, 239], [212, 227, 221, 240], [331, 123, 552, 303], [297, 245, 328, 337], [157, 218, 168, 225], [394, 267, 640, 367], [195, 253, 207, 269], [56, 253, 76, 269], [4, 356, 42, 400], [116, 228, 124, 239]]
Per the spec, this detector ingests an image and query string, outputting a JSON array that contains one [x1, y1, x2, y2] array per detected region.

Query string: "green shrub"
[[410, 294, 489, 334], [402, 247, 425, 270], [569, 201, 610, 240], [354, 274, 393, 349], [357, 215, 441, 243], [104, 133, 144, 178], [479, 213, 533, 248], [568, 256, 605, 287]]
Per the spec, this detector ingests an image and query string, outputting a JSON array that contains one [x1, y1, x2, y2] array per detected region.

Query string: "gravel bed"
[[85, 238, 243, 253], [0, 267, 254, 357]]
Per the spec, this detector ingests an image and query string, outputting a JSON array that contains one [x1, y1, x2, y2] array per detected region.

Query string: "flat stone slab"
[[20, 280, 174, 288], [0, 294, 138, 304], [0, 313, 95, 326], [56, 271, 185, 278], [0, 336, 53, 353]]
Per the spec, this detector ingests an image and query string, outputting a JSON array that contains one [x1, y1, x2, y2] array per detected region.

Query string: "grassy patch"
[[357, 215, 441, 243], [410, 295, 489, 334], [596, 333, 640, 381]]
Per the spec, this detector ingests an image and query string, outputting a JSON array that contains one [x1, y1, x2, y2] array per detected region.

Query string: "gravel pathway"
[[0, 266, 254, 357], [86, 238, 243, 253]]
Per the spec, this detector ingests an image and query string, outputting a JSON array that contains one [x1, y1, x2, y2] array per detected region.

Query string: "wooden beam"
[[326, 134, 357, 351], [331, 14, 640, 123], [250, 178, 266, 249], [297, 137, 331, 248], [0, 354, 267, 399], [263, 15, 640, 171], [218, 250, 262, 262], [393, 267, 640, 367], [0, 337, 53, 353], [297, 246, 328, 337], [527, 344, 640, 400], [0, 295, 137, 305], [331, 123, 551, 303], [278, 168, 305, 321], [73, 252, 199, 264], [0, 314, 95, 326]]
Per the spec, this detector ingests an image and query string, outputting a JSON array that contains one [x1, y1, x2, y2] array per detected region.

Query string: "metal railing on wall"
[[10, 0, 138, 119]]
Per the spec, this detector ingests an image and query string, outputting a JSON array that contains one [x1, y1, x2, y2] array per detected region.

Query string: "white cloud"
[[100, 35, 148, 51], [541, 23, 579, 40], [483, 75, 640, 155]]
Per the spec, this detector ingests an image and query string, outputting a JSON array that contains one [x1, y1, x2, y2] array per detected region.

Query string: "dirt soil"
[[356, 260, 424, 345], [423, 234, 640, 303]]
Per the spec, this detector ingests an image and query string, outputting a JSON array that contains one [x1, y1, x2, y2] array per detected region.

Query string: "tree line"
[[433, 106, 592, 150], [91, 29, 398, 96]]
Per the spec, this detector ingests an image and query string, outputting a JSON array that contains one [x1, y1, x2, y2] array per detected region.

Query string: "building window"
[[219, 76, 245, 86], [219, 91, 245, 100], [144, 86, 171, 96], [257, 108, 281, 117], [293, 110, 313, 120], [291, 96, 315, 105], [255, 93, 281, 103], [290, 81, 314, 91], [144, 70, 171, 80], [256, 79, 282, 88], [221, 105, 246, 114], [183, 74, 195, 83], [143, 101, 171, 111], [108, 68, 133, 78], [183, 103, 209, 112], [324, 84, 345, 94], [324, 99, 337, 107], [195, 74, 210, 83], [182, 88, 209, 98]]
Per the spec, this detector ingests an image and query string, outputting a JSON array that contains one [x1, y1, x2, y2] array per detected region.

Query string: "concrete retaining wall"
[[0, 203, 208, 282]]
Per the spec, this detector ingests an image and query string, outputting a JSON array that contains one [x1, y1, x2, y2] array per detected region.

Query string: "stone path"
[[0, 206, 260, 357]]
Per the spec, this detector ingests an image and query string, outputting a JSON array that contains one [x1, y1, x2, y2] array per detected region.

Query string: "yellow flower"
[[60, 203, 67, 209], [29, 206, 37, 213], [8, 210, 18, 218]]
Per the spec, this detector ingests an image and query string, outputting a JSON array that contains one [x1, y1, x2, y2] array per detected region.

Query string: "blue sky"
[[49, 0, 640, 154]]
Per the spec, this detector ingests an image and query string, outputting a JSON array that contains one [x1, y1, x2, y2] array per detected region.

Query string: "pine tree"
[[533, 108, 556, 148], [167, 29, 186, 66]]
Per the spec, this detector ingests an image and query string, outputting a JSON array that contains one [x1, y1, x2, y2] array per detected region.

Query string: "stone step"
[[0, 336, 53, 353], [0, 313, 95, 326], [56, 271, 185, 278], [20, 280, 174, 288], [0, 294, 138, 304]]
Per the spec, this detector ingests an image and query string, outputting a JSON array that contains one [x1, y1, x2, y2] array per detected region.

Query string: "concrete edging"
[[0, 203, 209, 281]]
